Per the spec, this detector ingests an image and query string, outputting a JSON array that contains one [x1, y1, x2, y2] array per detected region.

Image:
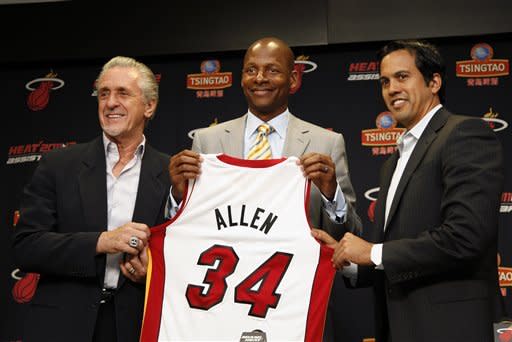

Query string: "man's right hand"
[[96, 222, 150, 255], [169, 149, 202, 202]]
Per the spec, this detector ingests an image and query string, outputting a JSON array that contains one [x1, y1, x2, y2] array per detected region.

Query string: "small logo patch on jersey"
[[240, 329, 267, 342]]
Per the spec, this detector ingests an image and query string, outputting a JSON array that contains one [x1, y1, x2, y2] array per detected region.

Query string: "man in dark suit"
[[168, 37, 362, 340], [12, 56, 170, 342], [314, 40, 504, 341]]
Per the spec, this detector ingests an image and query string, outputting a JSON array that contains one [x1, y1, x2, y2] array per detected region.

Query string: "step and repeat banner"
[[1, 34, 511, 341]]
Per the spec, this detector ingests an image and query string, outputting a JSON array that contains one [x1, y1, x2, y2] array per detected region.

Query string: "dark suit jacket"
[[12, 137, 170, 342], [359, 108, 504, 342], [191, 113, 362, 239]]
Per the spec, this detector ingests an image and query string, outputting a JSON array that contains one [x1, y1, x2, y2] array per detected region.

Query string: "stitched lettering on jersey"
[[214, 204, 278, 234], [185, 244, 293, 318]]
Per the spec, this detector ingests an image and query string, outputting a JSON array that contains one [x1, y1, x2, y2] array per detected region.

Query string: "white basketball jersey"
[[141, 154, 335, 342]]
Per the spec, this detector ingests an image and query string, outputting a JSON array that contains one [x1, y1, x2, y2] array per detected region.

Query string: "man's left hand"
[[298, 152, 337, 200], [120, 247, 149, 283], [334, 232, 374, 268], [313, 229, 373, 269]]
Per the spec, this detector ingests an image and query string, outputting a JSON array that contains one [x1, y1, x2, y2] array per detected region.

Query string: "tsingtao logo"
[[361, 112, 405, 156], [498, 253, 512, 297], [456, 43, 509, 87], [187, 60, 232, 98], [499, 266, 512, 295], [26, 71, 64, 111]]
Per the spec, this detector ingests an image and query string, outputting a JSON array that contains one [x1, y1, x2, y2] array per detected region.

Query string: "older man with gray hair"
[[13, 56, 170, 342]]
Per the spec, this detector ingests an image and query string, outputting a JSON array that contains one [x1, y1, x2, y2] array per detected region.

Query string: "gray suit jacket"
[[191, 113, 362, 239]]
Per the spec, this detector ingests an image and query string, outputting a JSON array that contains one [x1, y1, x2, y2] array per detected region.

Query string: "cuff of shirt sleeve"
[[321, 184, 347, 223], [166, 186, 180, 219], [341, 262, 358, 286], [371, 243, 384, 270]]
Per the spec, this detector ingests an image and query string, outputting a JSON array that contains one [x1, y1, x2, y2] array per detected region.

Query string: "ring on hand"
[[128, 267, 136, 274], [322, 166, 329, 173], [128, 236, 139, 248]]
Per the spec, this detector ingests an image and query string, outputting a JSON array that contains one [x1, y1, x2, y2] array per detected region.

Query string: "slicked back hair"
[[378, 40, 445, 103]]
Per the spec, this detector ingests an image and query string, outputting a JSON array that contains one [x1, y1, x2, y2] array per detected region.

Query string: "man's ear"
[[144, 99, 157, 120], [289, 69, 298, 90], [430, 73, 442, 96]]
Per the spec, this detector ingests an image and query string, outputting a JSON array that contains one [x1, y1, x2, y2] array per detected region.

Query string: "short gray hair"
[[97, 56, 159, 106]]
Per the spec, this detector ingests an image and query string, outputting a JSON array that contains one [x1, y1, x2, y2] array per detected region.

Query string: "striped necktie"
[[247, 123, 273, 160]]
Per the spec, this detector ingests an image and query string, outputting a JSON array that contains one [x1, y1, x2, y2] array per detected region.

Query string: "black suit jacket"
[[12, 137, 170, 342], [359, 108, 504, 342]]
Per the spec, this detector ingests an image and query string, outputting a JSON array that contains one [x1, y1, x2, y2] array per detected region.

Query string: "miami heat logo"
[[364, 187, 379, 223], [26, 71, 65, 111], [13, 210, 20, 227], [482, 107, 508, 132], [188, 118, 219, 139], [11, 269, 40, 304], [11, 210, 40, 303], [496, 324, 512, 342], [290, 55, 317, 94]]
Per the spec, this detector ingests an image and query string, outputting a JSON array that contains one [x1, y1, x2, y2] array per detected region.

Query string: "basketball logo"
[[12, 272, 40, 303], [25, 71, 64, 111], [289, 56, 317, 95]]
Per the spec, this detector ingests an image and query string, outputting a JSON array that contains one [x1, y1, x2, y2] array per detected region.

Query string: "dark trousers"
[[93, 290, 117, 342]]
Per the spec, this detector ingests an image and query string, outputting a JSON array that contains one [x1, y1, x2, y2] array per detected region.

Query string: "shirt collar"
[[102, 133, 146, 159], [245, 109, 289, 140], [396, 104, 442, 148]]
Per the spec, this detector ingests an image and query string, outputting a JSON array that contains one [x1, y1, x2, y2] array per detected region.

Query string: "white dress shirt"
[[103, 133, 145, 289]]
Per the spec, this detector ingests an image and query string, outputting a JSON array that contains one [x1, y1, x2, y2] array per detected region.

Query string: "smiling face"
[[241, 39, 297, 121], [379, 49, 441, 130], [96, 66, 155, 144]]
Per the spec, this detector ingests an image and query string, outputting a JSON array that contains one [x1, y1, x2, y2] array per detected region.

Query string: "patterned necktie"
[[247, 123, 273, 160]]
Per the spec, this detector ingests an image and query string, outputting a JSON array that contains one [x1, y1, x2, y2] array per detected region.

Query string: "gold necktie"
[[247, 124, 273, 160]]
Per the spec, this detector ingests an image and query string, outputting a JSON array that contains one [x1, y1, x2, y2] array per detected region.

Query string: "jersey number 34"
[[185, 244, 293, 318]]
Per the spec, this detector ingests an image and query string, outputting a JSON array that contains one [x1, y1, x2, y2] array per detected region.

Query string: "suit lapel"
[[78, 137, 108, 233], [219, 115, 246, 157], [282, 114, 310, 157], [122, 144, 168, 288], [78, 138, 108, 287], [384, 109, 450, 233], [375, 153, 398, 240], [131, 144, 167, 225]]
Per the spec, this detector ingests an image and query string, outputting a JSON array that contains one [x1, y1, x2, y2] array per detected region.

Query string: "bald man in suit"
[[170, 37, 361, 239], [169, 37, 362, 341]]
